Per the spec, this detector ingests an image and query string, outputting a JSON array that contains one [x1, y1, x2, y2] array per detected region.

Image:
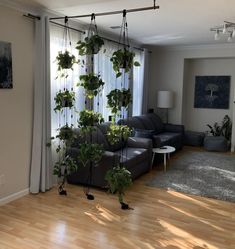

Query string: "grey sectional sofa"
[[67, 123, 152, 188], [119, 113, 184, 151]]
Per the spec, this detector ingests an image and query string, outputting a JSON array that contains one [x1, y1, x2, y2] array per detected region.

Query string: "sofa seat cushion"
[[154, 132, 182, 147], [116, 147, 148, 168]]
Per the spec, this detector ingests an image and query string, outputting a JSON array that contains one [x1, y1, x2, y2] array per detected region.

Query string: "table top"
[[153, 146, 176, 154]]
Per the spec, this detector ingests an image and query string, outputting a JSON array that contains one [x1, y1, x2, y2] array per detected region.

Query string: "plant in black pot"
[[78, 142, 104, 167], [78, 110, 104, 133], [53, 155, 78, 195], [76, 35, 104, 55], [78, 73, 105, 99], [107, 88, 132, 115], [110, 48, 140, 78], [107, 124, 132, 145], [56, 50, 77, 71], [54, 90, 75, 112], [105, 164, 132, 209]]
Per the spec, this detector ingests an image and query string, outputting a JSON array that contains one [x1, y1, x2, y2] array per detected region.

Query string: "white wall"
[[0, 6, 34, 199], [183, 58, 235, 132], [149, 44, 235, 151]]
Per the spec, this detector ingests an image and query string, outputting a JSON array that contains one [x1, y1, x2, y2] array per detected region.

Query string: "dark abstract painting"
[[194, 76, 230, 109], [0, 41, 13, 89]]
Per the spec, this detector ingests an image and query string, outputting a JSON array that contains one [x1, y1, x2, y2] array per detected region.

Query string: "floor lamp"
[[156, 91, 174, 123]]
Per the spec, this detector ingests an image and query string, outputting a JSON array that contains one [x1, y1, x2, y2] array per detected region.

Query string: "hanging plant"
[[107, 124, 132, 145], [107, 88, 132, 115], [53, 155, 78, 195], [56, 50, 77, 71], [78, 73, 104, 99], [78, 110, 104, 132], [105, 165, 132, 209], [54, 90, 75, 112], [76, 35, 104, 55], [78, 143, 104, 167], [110, 48, 140, 78], [56, 124, 76, 142]]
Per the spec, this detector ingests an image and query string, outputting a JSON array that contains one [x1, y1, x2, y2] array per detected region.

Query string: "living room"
[[0, 1, 235, 249]]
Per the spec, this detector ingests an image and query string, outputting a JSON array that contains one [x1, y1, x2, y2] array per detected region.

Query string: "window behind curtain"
[[50, 24, 85, 137], [132, 49, 143, 116], [94, 41, 131, 121]]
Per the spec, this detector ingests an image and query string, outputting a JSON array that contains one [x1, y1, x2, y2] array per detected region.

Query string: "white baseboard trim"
[[0, 188, 29, 206]]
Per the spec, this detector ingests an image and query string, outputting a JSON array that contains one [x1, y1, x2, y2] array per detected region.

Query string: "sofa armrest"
[[127, 137, 152, 149], [164, 123, 185, 134]]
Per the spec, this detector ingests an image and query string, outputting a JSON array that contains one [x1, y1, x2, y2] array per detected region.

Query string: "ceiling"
[[7, 0, 235, 46]]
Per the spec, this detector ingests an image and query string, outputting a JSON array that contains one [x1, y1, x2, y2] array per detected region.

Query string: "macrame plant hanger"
[[57, 17, 76, 195], [118, 10, 131, 209], [84, 13, 100, 201]]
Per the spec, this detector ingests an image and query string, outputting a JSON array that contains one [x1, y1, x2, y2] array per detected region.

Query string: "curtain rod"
[[50, 0, 159, 20]]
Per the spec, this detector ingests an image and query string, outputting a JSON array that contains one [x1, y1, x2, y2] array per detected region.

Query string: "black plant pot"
[[62, 98, 73, 108]]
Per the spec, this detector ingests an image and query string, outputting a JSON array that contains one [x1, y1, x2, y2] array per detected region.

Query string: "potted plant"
[[78, 73, 105, 99], [107, 124, 132, 145], [76, 35, 104, 55], [207, 115, 232, 141], [53, 155, 78, 195], [107, 88, 132, 115], [54, 90, 75, 112], [105, 165, 132, 209], [110, 48, 140, 78], [78, 110, 104, 132], [56, 50, 77, 70], [78, 143, 104, 167]]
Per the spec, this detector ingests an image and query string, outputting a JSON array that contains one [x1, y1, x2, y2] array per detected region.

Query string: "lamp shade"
[[156, 91, 174, 108]]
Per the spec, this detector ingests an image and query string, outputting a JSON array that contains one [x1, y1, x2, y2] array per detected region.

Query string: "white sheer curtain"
[[132, 48, 150, 116], [30, 16, 52, 193], [94, 41, 130, 121], [50, 23, 85, 137]]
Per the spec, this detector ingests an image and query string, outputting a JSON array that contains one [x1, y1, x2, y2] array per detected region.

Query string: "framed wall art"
[[194, 76, 230, 109], [0, 41, 13, 89]]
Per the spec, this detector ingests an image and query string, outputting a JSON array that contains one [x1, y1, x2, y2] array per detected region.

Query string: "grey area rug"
[[146, 151, 235, 202]]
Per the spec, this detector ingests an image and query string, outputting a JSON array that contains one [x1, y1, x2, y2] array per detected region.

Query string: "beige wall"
[[0, 6, 34, 199], [183, 58, 235, 133], [149, 44, 235, 151]]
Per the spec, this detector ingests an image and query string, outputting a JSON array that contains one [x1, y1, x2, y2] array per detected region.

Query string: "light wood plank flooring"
[[0, 148, 235, 249]]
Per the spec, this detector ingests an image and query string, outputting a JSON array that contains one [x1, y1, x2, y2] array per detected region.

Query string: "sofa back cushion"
[[136, 115, 156, 130], [118, 117, 145, 130], [71, 127, 109, 149], [144, 113, 164, 134]]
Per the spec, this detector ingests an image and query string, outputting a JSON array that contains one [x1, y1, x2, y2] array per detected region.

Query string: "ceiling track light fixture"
[[211, 21, 235, 42]]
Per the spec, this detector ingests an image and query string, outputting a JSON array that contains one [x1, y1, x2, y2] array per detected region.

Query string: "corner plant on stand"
[[207, 115, 232, 142]]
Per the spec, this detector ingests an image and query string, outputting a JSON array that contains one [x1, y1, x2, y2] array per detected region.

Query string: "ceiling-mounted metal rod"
[[49, 1, 159, 20]]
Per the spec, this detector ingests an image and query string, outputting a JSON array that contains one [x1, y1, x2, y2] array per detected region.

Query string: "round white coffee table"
[[152, 146, 176, 172]]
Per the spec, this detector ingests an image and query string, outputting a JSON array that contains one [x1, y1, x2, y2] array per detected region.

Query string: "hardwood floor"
[[1, 148, 235, 249]]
